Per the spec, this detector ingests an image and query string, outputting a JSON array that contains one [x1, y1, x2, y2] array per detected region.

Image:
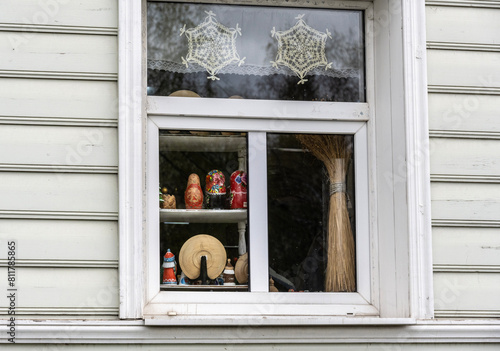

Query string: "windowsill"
[[144, 315, 416, 326]]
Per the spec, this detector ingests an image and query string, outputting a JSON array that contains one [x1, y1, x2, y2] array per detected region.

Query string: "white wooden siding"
[[431, 182, 500, 223], [0, 172, 117, 214], [0, 79, 118, 125], [6, 344, 500, 350], [0, 219, 118, 267], [430, 138, 500, 180], [0, 0, 119, 319], [0, 32, 117, 76], [0, 125, 117, 171], [0, 267, 118, 315], [427, 50, 500, 89], [428, 94, 500, 134], [427, 2, 500, 319], [426, 6, 500, 47], [434, 273, 500, 318], [0, 0, 118, 31]]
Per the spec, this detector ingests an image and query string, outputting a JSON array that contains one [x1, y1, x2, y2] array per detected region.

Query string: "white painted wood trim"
[[431, 175, 500, 183], [0, 23, 117, 35], [118, 0, 146, 319], [0, 307, 118, 318], [433, 264, 500, 273], [6, 321, 500, 343], [0, 259, 119, 268], [0, 70, 117, 81], [0, 210, 118, 221], [429, 130, 500, 139], [428, 85, 500, 95], [432, 219, 500, 227], [426, 0, 500, 8], [427, 41, 500, 52], [403, 0, 434, 319], [147, 96, 369, 122], [0, 116, 118, 127], [248, 132, 269, 292], [0, 164, 118, 174]]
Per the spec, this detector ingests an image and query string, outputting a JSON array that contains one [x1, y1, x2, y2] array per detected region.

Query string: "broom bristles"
[[296, 134, 356, 292]]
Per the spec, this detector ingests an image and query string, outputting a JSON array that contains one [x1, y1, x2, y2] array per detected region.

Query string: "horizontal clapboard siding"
[[0, 32, 117, 78], [433, 227, 500, 272], [428, 94, 500, 134], [434, 272, 500, 318], [431, 182, 500, 223], [0, 125, 118, 172], [426, 6, 500, 47], [430, 138, 500, 181], [427, 50, 500, 90], [0, 267, 118, 315], [0, 79, 117, 126], [427, 3, 500, 319], [0, 0, 117, 32], [0, 0, 119, 320], [0, 220, 118, 267], [0, 172, 118, 215]]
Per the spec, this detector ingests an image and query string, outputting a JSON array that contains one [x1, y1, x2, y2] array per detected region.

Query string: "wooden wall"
[[0, 0, 119, 318], [426, 0, 500, 318]]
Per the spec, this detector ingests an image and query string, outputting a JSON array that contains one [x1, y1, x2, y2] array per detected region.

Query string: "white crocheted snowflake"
[[180, 11, 245, 81], [271, 14, 333, 84]]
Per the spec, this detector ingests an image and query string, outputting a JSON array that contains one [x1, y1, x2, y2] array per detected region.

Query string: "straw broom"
[[296, 134, 355, 292]]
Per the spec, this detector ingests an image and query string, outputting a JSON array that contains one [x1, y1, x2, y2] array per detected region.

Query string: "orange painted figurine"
[[184, 173, 203, 209]]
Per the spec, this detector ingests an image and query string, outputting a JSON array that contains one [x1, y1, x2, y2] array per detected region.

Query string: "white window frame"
[[118, 0, 434, 324]]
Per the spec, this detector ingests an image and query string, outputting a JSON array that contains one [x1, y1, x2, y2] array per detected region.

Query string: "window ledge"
[[144, 316, 415, 326], [5, 320, 500, 343]]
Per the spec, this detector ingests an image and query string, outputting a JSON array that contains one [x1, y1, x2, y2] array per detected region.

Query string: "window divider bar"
[[248, 132, 269, 292]]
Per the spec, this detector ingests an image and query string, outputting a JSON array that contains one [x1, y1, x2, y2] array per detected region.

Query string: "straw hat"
[[179, 234, 226, 280], [234, 252, 249, 284], [169, 90, 200, 97]]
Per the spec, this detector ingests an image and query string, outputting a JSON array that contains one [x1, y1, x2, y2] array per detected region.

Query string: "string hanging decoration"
[[180, 11, 245, 81], [270, 14, 333, 84]]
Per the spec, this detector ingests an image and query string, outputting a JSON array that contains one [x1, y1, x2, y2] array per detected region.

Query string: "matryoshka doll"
[[229, 170, 247, 209], [205, 170, 226, 209], [162, 249, 177, 285], [184, 173, 203, 209], [223, 259, 235, 286]]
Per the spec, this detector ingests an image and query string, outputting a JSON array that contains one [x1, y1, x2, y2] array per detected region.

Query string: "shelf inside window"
[[160, 209, 247, 223], [160, 284, 248, 291], [160, 134, 246, 152]]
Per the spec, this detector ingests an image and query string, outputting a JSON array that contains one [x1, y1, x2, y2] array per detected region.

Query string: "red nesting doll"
[[230, 170, 247, 209], [184, 173, 203, 209]]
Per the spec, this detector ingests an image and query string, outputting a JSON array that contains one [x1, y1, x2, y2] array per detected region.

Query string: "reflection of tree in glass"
[[147, 3, 364, 102]]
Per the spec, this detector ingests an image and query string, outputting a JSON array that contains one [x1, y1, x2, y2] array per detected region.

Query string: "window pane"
[[267, 133, 356, 292], [148, 2, 365, 102], [159, 131, 249, 291]]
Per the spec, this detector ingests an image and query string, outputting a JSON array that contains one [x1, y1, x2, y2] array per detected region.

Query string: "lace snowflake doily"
[[271, 14, 332, 84], [180, 11, 245, 81]]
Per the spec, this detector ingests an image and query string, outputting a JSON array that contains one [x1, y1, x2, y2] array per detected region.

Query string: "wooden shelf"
[[159, 134, 246, 152], [160, 209, 247, 223], [160, 284, 248, 291]]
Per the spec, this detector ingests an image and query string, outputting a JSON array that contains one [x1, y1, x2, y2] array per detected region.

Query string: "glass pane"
[[148, 2, 365, 102], [267, 133, 356, 292], [159, 131, 249, 291]]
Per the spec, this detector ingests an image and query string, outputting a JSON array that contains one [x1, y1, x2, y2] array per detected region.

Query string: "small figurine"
[[162, 249, 177, 285], [185, 173, 203, 209], [223, 259, 235, 286], [205, 170, 226, 209], [160, 187, 176, 209], [229, 170, 247, 209], [269, 278, 279, 292]]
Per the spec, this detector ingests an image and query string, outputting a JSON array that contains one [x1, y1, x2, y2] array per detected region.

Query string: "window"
[[119, 0, 434, 324]]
